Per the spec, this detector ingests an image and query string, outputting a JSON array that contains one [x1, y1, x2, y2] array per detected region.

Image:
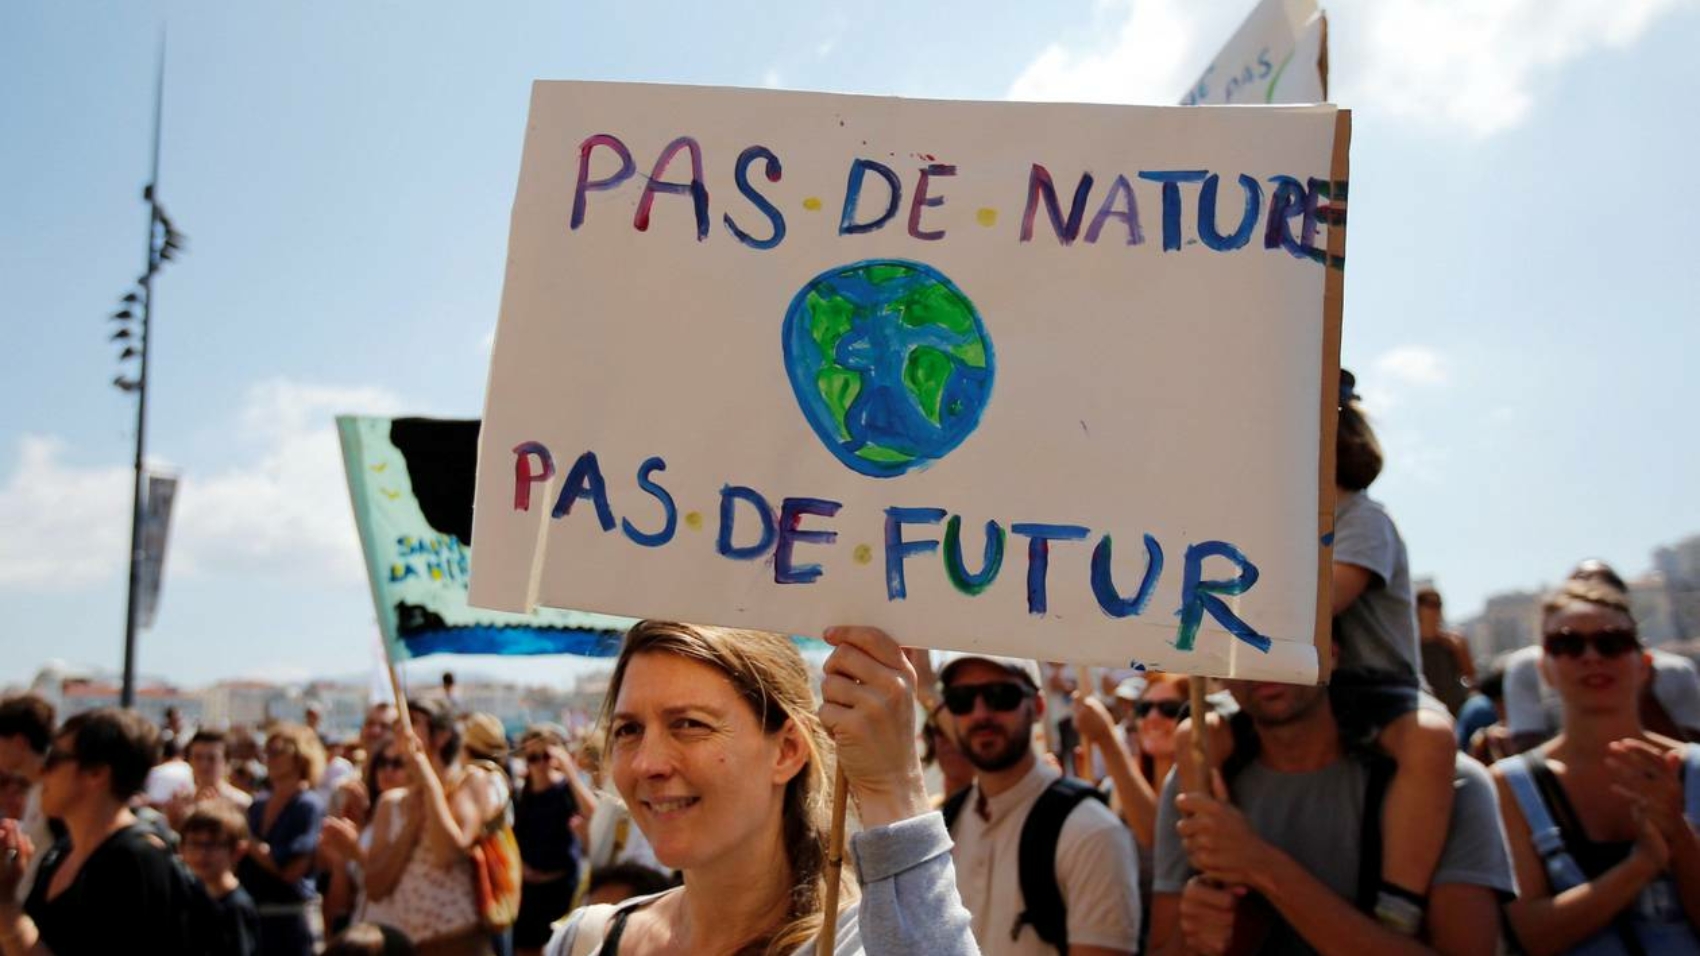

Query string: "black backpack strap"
[[1014, 777, 1108, 953], [941, 785, 972, 833], [1354, 752, 1395, 913]]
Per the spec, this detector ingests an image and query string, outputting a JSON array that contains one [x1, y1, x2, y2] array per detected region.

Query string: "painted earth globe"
[[782, 259, 994, 478]]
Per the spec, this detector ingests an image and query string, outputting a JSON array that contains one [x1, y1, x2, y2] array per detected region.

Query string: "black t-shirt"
[[515, 780, 581, 874], [25, 824, 201, 954], [195, 885, 261, 956]]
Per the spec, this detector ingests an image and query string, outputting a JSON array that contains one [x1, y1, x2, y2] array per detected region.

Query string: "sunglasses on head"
[[1543, 627, 1640, 659], [1134, 699, 1187, 720], [943, 682, 1033, 716]]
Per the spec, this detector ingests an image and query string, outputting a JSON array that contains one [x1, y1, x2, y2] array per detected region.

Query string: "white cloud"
[[0, 436, 132, 588], [1008, 0, 1233, 105], [1332, 0, 1694, 136], [173, 379, 406, 580], [1005, 0, 1693, 134], [0, 379, 407, 592], [1373, 344, 1449, 387]]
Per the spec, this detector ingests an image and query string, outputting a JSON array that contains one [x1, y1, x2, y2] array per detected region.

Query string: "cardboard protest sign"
[[469, 81, 1347, 683], [337, 415, 631, 660], [1182, 0, 1327, 106]]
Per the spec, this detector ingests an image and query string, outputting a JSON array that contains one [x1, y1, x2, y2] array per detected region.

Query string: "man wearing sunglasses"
[[937, 652, 1140, 956]]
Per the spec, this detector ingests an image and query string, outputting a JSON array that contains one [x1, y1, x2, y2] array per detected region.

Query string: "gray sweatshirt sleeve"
[[844, 810, 980, 956]]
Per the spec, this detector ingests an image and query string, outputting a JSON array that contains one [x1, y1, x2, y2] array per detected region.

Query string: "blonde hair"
[[600, 621, 842, 956], [1542, 579, 1634, 625], [266, 722, 327, 786]]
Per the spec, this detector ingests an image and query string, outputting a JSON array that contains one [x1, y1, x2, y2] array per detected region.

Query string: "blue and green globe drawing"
[[782, 259, 995, 478]]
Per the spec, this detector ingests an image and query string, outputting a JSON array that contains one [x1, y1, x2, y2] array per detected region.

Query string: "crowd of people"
[[2, 378, 1699, 955]]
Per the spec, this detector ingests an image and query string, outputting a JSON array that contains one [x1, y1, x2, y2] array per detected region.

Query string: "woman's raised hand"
[[819, 626, 929, 828]]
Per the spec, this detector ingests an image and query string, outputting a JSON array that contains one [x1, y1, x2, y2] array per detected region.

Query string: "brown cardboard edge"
[[1315, 107, 1350, 684], [1318, 13, 1331, 101]]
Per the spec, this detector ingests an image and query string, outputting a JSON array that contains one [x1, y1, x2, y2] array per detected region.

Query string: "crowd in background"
[[3, 374, 1700, 955]]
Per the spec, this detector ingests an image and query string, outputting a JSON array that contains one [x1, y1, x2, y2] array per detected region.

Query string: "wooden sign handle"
[[818, 764, 850, 953]]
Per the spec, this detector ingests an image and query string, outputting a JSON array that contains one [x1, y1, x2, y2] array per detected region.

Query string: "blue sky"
[[3, 0, 1697, 688]]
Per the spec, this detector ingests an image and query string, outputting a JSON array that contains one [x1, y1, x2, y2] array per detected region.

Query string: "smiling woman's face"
[[608, 652, 800, 872], [1540, 602, 1648, 716], [1136, 681, 1184, 759]]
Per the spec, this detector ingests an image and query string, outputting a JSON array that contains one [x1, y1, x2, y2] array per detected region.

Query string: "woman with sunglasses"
[[1493, 580, 1700, 954], [319, 733, 411, 937], [513, 725, 596, 956]]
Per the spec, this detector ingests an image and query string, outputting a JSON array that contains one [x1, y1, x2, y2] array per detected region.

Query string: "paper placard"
[[470, 81, 1346, 682]]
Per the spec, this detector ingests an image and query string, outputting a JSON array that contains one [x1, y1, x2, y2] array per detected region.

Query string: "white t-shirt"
[[144, 758, 193, 805], [949, 760, 1140, 955]]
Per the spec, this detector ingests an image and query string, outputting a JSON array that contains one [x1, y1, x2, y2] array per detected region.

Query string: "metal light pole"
[[119, 34, 171, 710]]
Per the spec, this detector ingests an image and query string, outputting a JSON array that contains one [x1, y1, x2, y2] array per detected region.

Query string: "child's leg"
[[1376, 707, 1457, 930]]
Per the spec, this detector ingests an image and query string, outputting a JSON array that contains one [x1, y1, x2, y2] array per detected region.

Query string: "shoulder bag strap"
[[1500, 752, 1590, 891]]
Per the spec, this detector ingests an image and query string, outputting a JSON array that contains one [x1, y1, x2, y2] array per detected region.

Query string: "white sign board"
[[470, 81, 1347, 683], [1182, 0, 1327, 106]]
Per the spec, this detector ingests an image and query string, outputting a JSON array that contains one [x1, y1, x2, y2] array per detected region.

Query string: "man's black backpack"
[[941, 776, 1108, 953]]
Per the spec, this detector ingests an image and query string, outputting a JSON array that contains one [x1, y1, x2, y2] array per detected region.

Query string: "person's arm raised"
[[817, 626, 929, 826], [550, 743, 599, 822], [818, 626, 976, 956], [1074, 695, 1155, 846], [400, 726, 491, 860]]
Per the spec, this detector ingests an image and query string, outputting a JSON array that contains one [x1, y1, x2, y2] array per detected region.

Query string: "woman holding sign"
[[544, 622, 977, 956]]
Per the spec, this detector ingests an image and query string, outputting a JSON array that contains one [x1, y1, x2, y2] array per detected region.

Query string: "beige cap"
[[934, 651, 1044, 690]]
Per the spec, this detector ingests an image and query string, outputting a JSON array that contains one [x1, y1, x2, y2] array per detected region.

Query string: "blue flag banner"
[[337, 415, 632, 660]]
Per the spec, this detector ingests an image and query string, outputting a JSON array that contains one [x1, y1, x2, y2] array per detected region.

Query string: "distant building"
[[201, 680, 285, 729], [1629, 572, 1678, 645], [1654, 534, 1700, 641], [54, 678, 202, 729], [1468, 589, 1544, 662]]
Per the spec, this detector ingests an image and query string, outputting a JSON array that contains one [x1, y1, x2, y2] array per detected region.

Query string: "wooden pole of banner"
[[1187, 680, 1212, 795], [1074, 662, 1095, 779], [387, 660, 411, 731], [819, 764, 850, 954]]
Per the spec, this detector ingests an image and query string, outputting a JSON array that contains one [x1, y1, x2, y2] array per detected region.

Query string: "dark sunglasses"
[[43, 747, 78, 771], [525, 752, 553, 765], [943, 682, 1033, 716], [372, 756, 406, 771], [1134, 699, 1188, 720], [1543, 627, 1640, 659]]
